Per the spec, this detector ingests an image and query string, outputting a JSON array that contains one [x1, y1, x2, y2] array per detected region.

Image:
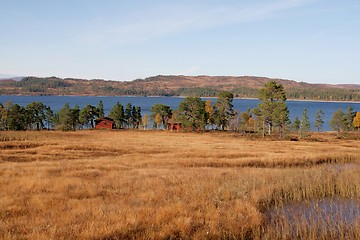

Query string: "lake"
[[0, 95, 359, 131]]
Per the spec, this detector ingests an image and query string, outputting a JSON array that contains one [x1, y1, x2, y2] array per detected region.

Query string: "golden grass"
[[0, 130, 359, 239]]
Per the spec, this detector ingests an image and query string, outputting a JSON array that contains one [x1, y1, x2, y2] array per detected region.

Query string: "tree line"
[[1, 81, 359, 135], [0, 101, 142, 131], [151, 82, 360, 138], [249, 82, 359, 137]]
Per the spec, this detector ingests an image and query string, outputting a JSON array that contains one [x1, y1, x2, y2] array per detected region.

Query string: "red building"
[[95, 117, 116, 130]]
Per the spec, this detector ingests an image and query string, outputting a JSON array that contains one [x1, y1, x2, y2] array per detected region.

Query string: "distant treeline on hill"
[[0, 75, 359, 101]]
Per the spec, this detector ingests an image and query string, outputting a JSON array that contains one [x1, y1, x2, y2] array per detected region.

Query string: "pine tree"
[[178, 97, 208, 131], [58, 103, 73, 131], [274, 103, 290, 138], [132, 106, 142, 129], [300, 108, 311, 138], [253, 81, 289, 138], [292, 117, 300, 132], [124, 103, 133, 128], [343, 106, 355, 131], [214, 91, 235, 130], [6, 103, 27, 130], [45, 106, 54, 130], [109, 102, 124, 129], [330, 109, 345, 132], [79, 104, 97, 129], [314, 109, 324, 132], [97, 100, 105, 118], [70, 105, 80, 130], [26, 102, 46, 130]]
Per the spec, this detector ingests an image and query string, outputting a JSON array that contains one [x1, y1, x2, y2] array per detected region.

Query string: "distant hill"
[[0, 75, 359, 101]]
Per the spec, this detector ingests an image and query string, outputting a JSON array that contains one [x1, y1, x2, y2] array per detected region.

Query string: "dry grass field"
[[0, 130, 360, 239]]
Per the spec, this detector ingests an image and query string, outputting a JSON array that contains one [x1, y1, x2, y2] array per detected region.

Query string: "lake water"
[[0, 95, 359, 131], [265, 197, 360, 237]]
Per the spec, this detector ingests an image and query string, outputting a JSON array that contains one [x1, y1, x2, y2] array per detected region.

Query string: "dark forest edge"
[[1, 75, 360, 101], [1, 81, 359, 140]]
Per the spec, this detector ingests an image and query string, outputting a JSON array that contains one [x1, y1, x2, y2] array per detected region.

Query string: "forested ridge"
[[1, 75, 359, 101]]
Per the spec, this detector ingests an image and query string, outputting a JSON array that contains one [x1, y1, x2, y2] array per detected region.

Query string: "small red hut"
[[95, 117, 116, 130]]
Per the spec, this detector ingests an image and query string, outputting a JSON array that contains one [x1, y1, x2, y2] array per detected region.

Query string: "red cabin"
[[95, 117, 116, 130]]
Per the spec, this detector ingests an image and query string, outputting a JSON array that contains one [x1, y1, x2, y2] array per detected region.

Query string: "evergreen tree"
[[26, 102, 46, 130], [330, 109, 345, 132], [45, 106, 54, 130], [79, 104, 97, 128], [178, 97, 208, 131], [343, 106, 355, 131], [70, 105, 80, 130], [58, 103, 75, 131], [7, 103, 27, 130], [314, 109, 324, 132], [300, 108, 311, 138], [253, 81, 289, 138], [109, 102, 124, 129], [136, 106, 142, 128], [274, 103, 290, 138], [214, 91, 235, 130], [124, 103, 133, 128], [292, 117, 300, 132], [97, 100, 105, 118], [132, 106, 142, 129]]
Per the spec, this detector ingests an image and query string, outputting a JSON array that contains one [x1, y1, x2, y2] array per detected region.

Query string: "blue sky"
[[1, 0, 359, 84]]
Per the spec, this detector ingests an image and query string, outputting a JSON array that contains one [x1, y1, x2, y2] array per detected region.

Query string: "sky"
[[1, 0, 360, 84]]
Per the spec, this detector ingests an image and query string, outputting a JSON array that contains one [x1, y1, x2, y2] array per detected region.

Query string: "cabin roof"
[[95, 117, 115, 124]]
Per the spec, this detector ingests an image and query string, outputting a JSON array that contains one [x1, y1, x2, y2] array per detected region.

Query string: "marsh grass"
[[0, 130, 359, 239]]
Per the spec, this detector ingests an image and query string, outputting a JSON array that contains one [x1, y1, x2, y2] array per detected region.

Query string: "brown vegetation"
[[0, 130, 360, 239]]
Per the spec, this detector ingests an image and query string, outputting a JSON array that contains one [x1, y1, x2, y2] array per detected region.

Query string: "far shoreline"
[[1, 94, 360, 104]]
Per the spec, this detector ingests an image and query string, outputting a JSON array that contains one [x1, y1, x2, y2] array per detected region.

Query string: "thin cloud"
[[76, 0, 315, 48]]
